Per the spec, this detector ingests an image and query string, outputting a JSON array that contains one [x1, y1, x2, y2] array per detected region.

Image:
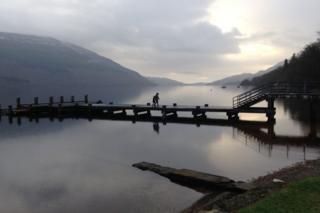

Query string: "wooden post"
[[88, 104, 92, 113], [267, 97, 275, 109], [162, 105, 167, 119], [268, 124, 275, 138], [84, 95, 88, 104], [49, 97, 54, 105], [309, 101, 316, 138], [266, 96, 276, 122], [193, 106, 201, 118], [34, 97, 39, 105], [75, 103, 79, 119], [16, 97, 21, 108], [58, 104, 62, 116], [132, 105, 137, 117], [71, 96, 75, 103], [8, 105, 13, 115], [60, 96, 64, 103], [88, 104, 92, 120], [227, 111, 239, 121]]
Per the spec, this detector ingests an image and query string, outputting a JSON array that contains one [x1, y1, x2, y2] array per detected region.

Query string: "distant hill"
[[208, 62, 283, 86], [208, 73, 253, 86], [241, 37, 320, 86], [147, 77, 185, 86], [0, 32, 154, 87]]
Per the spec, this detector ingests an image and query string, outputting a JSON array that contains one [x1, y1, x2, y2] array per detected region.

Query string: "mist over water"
[[0, 86, 319, 212]]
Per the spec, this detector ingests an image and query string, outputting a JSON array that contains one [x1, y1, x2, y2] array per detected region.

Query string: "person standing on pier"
[[152, 92, 160, 107]]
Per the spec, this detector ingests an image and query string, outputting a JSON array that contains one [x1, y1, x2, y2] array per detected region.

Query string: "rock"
[[181, 191, 236, 213], [273, 178, 285, 183], [132, 162, 254, 193]]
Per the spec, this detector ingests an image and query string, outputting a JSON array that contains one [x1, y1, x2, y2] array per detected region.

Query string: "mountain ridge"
[[208, 62, 284, 86], [147, 77, 185, 86], [0, 31, 154, 87]]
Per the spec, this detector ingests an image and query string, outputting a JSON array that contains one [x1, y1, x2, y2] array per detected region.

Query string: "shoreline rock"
[[133, 159, 320, 212], [133, 162, 254, 194]]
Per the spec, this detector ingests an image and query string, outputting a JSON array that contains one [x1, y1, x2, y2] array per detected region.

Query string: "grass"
[[239, 177, 320, 213]]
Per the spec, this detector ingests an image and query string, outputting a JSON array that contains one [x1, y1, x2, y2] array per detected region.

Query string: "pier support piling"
[[227, 112, 239, 121], [16, 97, 21, 108], [8, 105, 13, 116], [34, 97, 39, 105], [49, 97, 54, 105]]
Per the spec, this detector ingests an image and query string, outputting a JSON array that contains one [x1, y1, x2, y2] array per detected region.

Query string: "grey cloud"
[[0, 0, 240, 81]]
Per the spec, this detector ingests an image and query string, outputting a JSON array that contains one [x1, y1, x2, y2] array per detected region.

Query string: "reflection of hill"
[[277, 99, 320, 136], [279, 99, 320, 122]]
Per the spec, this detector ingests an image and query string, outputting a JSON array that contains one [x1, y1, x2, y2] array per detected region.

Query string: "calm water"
[[0, 86, 319, 213]]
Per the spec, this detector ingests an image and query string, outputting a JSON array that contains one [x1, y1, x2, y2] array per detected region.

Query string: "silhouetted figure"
[[153, 122, 160, 134], [152, 92, 160, 107]]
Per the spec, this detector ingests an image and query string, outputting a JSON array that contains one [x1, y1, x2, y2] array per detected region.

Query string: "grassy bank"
[[239, 177, 320, 213]]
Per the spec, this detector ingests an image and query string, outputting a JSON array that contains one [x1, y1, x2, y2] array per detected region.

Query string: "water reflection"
[[234, 124, 319, 160], [153, 122, 160, 134]]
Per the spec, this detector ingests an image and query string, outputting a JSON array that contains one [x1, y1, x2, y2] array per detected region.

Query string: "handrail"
[[233, 82, 320, 109]]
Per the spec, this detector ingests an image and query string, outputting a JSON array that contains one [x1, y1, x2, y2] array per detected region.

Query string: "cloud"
[[0, 0, 242, 82], [1, 0, 319, 82]]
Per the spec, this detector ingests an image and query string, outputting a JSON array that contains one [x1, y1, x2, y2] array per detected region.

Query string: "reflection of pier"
[[2, 108, 319, 159], [233, 123, 320, 159]]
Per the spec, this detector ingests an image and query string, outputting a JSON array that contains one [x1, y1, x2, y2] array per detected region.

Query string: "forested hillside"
[[241, 36, 320, 85]]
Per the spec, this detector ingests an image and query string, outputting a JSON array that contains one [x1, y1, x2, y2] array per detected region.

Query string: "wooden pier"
[[1, 82, 319, 123]]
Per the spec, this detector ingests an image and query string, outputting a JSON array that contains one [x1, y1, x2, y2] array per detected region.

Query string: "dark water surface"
[[0, 86, 319, 213]]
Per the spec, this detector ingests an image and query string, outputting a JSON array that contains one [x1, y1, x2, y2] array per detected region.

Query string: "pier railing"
[[233, 82, 320, 109], [233, 83, 272, 109]]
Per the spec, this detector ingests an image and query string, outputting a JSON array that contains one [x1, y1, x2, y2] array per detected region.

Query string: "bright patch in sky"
[[207, 0, 254, 33], [226, 43, 282, 61]]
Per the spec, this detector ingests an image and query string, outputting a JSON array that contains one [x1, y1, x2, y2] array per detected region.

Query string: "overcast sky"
[[1, 0, 319, 82]]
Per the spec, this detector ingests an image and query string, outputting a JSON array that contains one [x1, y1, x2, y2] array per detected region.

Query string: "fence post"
[[8, 105, 13, 116], [34, 97, 39, 105], [16, 97, 21, 108], [49, 97, 54, 105], [58, 103, 62, 117], [88, 104, 92, 121]]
